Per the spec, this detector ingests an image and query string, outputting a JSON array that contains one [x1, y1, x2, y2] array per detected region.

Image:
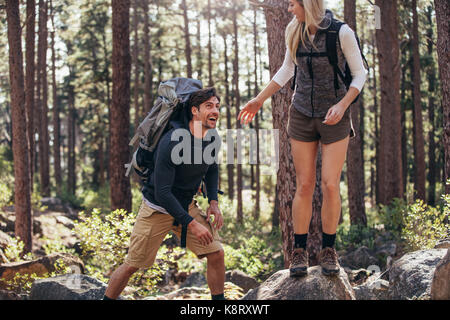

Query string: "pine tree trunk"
[[207, 0, 213, 86], [375, 0, 403, 204], [25, 0, 35, 192], [37, 0, 50, 197], [223, 34, 234, 200], [371, 32, 380, 204], [133, 0, 140, 128], [370, 31, 379, 206], [181, 0, 192, 78], [411, 0, 426, 201], [142, 0, 153, 113], [401, 62, 408, 197], [263, 0, 296, 268], [344, 0, 366, 226], [111, 0, 132, 212], [434, 0, 450, 194], [253, 8, 260, 219], [196, 19, 202, 79], [7, 0, 33, 253], [50, 0, 61, 195], [426, 5, 437, 205], [308, 147, 323, 266], [67, 84, 76, 196], [232, 5, 243, 224]]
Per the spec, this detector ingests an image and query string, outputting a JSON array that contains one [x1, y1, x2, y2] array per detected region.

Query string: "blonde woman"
[[238, 0, 367, 276]]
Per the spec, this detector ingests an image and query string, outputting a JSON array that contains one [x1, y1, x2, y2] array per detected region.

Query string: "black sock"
[[322, 232, 336, 249], [294, 233, 308, 249], [103, 295, 115, 300], [211, 293, 225, 300]]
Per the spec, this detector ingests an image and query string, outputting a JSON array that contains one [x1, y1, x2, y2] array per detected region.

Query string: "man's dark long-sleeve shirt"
[[142, 120, 220, 226]]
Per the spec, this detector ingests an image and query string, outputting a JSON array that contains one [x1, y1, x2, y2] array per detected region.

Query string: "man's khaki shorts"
[[124, 200, 223, 269], [287, 105, 354, 145]]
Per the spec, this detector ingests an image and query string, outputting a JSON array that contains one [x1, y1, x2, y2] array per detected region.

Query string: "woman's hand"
[[322, 102, 348, 126], [237, 98, 263, 125]]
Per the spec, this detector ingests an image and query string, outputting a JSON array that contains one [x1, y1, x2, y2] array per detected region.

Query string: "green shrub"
[[73, 208, 177, 298], [401, 197, 449, 251], [1, 259, 72, 294], [378, 195, 449, 251], [224, 236, 279, 279], [80, 184, 110, 211], [379, 198, 406, 238], [0, 182, 13, 208], [336, 224, 379, 251]]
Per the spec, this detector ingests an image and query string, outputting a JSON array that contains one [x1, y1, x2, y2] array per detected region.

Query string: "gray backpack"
[[125, 77, 203, 180]]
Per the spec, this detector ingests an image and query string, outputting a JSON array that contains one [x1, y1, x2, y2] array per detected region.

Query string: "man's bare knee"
[[206, 250, 224, 265], [113, 263, 139, 278]]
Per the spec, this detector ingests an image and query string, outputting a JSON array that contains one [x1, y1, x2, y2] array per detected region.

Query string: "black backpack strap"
[[173, 219, 188, 248], [326, 19, 346, 95], [291, 64, 297, 91]]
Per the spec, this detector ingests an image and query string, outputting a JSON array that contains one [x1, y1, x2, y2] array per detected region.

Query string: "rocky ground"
[[0, 197, 449, 300]]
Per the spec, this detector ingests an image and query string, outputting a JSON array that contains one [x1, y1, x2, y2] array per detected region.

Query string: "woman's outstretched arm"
[[238, 48, 294, 125]]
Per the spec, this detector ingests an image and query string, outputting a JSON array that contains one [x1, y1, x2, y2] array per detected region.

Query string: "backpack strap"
[[325, 19, 346, 96]]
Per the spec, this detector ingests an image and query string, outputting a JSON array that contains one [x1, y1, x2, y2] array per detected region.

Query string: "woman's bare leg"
[[290, 139, 320, 234]]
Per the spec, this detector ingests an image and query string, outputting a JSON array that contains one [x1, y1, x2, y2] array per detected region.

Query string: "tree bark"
[[344, 0, 366, 226], [111, 0, 132, 212], [434, 0, 450, 194], [370, 30, 379, 206], [37, 0, 50, 197], [181, 0, 192, 78], [67, 84, 76, 196], [222, 33, 234, 200], [7, 0, 33, 253], [207, 0, 213, 86], [375, 0, 403, 204], [133, 0, 141, 128], [411, 0, 426, 201], [196, 18, 203, 80], [253, 7, 260, 219], [142, 0, 153, 113], [308, 147, 323, 266], [426, 5, 437, 205], [50, 0, 61, 195], [232, 4, 243, 223], [25, 0, 35, 192], [263, 0, 296, 268]]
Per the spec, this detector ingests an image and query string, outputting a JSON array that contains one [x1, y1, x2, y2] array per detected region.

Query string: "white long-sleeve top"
[[272, 24, 368, 92]]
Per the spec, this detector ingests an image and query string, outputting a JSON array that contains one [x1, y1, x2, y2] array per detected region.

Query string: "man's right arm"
[[153, 135, 193, 226]]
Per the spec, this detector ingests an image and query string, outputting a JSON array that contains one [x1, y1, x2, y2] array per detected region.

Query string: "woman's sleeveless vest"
[[292, 18, 348, 118]]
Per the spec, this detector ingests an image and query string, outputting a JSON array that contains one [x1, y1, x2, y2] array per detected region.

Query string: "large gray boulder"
[[431, 248, 450, 300], [388, 248, 447, 300], [241, 267, 355, 300], [180, 272, 206, 288], [0, 252, 84, 287], [225, 270, 259, 293], [339, 246, 379, 270], [434, 239, 450, 250], [353, 274, 390, 300], [30, 274, 108, 300]]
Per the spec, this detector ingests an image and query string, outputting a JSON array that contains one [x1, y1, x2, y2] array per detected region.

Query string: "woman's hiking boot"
[[319, 247, 340, 276], [289, 247, 309, 277]]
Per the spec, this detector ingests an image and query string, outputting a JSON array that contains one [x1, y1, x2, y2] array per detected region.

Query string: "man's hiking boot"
[[289, 248, 309, 277], [319, 247, 340, 276]]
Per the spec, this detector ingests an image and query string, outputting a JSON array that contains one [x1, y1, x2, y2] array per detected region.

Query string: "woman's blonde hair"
[[285, 0, 328, 64]]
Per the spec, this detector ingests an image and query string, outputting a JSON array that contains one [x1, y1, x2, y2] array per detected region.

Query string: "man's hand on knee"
[[188, 220, 213, 246]]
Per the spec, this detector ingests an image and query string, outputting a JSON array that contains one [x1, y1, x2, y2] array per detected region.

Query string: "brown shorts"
[[287, 105, 354, 144], [124, 200, 223, 269]]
